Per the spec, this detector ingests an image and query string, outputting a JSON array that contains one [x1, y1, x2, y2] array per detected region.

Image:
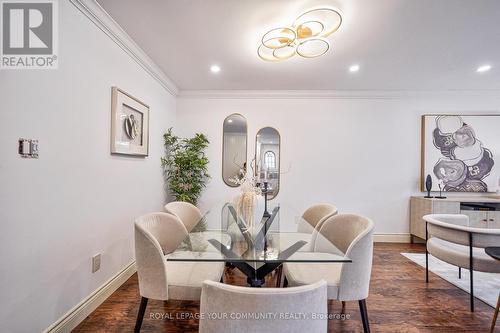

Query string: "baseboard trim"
[[374, 233, 411, 243], [43, 261, 136, 333]]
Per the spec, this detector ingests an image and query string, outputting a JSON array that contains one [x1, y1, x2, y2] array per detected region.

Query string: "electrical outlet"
[[92, 254, 101, 273]]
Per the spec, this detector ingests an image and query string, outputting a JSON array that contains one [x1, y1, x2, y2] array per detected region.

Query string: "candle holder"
[[256, 180, 271, 252], [262, 181, 271, 218]]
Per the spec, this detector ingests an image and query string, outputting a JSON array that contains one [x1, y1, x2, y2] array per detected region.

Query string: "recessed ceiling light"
[[349, 64, 360, 72], [476, 65, 492, 73], [227, 119, 233, 123], [210, 65, 221, 73]]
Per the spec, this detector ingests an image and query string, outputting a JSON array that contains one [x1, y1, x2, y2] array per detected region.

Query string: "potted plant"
[[161, 128, 210, 205]]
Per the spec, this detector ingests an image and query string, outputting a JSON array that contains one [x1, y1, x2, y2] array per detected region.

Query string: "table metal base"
[[247, 277, 266, 287], [208, 238, 308, 288], [229, 260, 281, 287]]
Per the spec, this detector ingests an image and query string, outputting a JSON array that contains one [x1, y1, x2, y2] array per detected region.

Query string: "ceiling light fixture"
[[258, 8, 342, 62], [210, 65, 221, 73], [349, 64, 360, 72], [476, 65, 492, 73]]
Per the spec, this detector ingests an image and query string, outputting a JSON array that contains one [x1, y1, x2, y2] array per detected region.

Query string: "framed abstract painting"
[[421, 114, 500, 193], [110, 87, 149, 156]]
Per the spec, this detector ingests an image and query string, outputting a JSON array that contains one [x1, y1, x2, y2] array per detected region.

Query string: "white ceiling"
[[97, 0, 500, 91]]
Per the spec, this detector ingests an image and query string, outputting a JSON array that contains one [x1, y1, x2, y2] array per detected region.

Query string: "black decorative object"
[[424, 174, 433, 198], [436, 181, 447, 199]]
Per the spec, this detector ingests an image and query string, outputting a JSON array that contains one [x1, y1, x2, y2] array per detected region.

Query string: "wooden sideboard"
[[410, 196, 500, 242]]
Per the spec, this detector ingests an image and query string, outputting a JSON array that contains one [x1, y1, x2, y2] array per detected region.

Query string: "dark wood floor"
[[74, 243, 499, 332]]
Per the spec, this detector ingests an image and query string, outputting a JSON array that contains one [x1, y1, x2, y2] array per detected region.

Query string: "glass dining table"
[[166, 201, 350, 287]]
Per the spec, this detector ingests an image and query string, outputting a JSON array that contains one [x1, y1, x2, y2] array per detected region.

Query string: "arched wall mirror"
[[255, 127, 280, 199], [222, 114, 248, 187]]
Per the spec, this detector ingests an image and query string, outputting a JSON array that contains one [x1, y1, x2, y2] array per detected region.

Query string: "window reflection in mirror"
[[264, 151, 276, 169], [222, 114, 248, 187], [255, 127, 280, 199]]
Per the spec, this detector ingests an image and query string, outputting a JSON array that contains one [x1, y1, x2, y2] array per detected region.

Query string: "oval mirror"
[[222, 114, 248, 187], [255, 127, 280, 199]]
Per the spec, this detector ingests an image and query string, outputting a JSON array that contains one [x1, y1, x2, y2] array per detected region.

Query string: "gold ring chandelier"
[[258, 8, 342, 62]]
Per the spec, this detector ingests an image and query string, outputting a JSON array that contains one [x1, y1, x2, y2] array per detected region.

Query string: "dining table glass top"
[[166, 201, 350, 266]]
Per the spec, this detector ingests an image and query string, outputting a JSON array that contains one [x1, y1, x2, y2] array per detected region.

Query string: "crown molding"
[[70, 0, 179, 96], [178, 89, 500, 100]]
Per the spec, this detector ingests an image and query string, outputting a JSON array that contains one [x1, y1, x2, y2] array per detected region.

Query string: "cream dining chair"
[[164, 201, 202, 232], [275, 203, 338, 286], [300, 203, 339, 233], [283, 213, 374, 333], [199, 280, 328, 333], [134, 212, 224, 332], [165, 201, 232, 252]]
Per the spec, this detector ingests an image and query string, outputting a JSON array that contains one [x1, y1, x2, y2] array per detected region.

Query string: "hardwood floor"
[[74, 243, 499, 332]]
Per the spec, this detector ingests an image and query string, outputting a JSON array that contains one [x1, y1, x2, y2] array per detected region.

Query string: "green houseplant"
[[161, 128, 210, 205]]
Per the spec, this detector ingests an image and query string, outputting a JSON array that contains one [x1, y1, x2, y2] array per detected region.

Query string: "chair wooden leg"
[[134, 297, 148, 333], [458, 267, 461, 279], [469, 233, 474, 312], [425, 250, 429, 283], [283, 277, 288, 288], [341, 301, 346, 314], [358, 299, 370, 333], [275, 266, 283, 287], [491, 292, 500, 333], [425, 222, 429, 283]]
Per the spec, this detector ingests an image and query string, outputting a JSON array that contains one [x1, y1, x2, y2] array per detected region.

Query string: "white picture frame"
[[110, 87, 149, 156]]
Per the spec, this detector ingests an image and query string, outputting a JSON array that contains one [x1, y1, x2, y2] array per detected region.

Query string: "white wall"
[[176, 94, 500, 234], [0, 1, 175, 332], [0, 3, 498, 332]]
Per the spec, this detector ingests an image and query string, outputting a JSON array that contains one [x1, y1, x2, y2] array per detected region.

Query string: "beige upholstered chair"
[[134, 213, 224, 332], [164, 201, 202, 232], [274, 203, 338, 286], [284, 213, 374, 333], [165, 201, 231, 252], [423, 214, 500, 312], [199, 280, 328, 333], [278, 203, 339, 247], [300, 203, 339, 233]]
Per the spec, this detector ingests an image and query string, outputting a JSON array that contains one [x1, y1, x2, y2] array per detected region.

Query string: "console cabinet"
[[410, 196, 500, 242]]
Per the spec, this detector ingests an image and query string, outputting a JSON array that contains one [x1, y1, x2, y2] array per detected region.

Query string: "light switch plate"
[[18, 138, 39, 158], [92, 254, 101, 273]]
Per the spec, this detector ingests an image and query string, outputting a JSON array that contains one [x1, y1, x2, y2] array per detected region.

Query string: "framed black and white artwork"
[[421, 114, 500, 193], [110, 87, 149, 156]]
